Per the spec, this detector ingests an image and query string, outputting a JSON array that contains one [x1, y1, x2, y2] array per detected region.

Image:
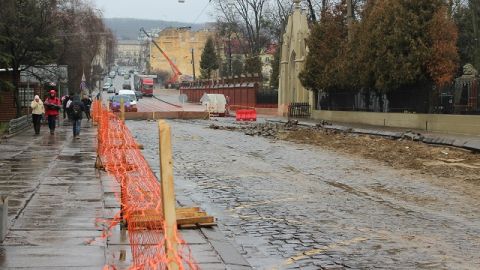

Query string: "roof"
[[264, 44, 277, 55]]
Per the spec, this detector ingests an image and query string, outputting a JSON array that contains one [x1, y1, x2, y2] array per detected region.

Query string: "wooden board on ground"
[[128, 207, 216, 230]]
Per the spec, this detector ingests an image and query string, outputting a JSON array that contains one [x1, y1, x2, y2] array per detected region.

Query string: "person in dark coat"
[[67, 96, 85, 139], [81, 95, 92, 121]]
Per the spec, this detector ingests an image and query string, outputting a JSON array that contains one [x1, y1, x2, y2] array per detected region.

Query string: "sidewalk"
[[265, 116, 480, 152], [0, 121, 250, 269]]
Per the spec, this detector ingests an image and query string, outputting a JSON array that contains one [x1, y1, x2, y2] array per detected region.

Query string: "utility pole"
[[228, 36, 232, 77], [472, 0, 480, 62], [191, 48, 196, 81], [347, 0, 353, 42]]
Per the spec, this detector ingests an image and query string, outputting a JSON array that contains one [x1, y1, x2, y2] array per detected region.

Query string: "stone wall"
[[312, 110, 480, 135]]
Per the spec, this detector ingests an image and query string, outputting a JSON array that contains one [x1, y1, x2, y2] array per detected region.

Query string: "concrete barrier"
[[255, 108, 278, 116], [120, 111, 208, 120], [312, 110, 480, 136]]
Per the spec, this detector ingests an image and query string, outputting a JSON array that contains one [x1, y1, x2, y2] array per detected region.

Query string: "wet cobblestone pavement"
[[128, 119, 480, 270]]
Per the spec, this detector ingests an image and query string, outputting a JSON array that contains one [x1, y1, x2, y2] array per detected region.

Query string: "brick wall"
[[0, 71, 41, 122], [0, 71, 16, 122], [0, 90, 17, 122]]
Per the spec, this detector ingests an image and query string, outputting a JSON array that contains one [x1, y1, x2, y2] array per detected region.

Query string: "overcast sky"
[[91, 0, 215, 23]]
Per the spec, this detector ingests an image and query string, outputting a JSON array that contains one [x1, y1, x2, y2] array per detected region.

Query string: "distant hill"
[[104, 18, 211, 40]]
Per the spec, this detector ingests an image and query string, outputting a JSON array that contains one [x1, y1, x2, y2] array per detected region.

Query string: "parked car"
[[122, 79, 131, 90], [118, 89, 138, 104], [107, 86, 115, 93], [124, 73, 130, 80], [102, 82, 111, 91], [109, 94, 137, 112], [109, 71, 116, 78]]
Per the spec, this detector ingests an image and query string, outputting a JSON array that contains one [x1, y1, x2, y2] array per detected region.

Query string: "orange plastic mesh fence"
[[93, 100, 198, 270]]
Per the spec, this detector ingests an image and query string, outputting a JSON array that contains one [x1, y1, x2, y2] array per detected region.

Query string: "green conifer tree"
[[200, 37, 219, 79]]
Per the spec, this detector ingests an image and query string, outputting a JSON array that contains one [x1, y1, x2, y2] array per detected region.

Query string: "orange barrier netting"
[[92, 100, 198, 270]]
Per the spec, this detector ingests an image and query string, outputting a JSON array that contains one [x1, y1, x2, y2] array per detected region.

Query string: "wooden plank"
[[129, 214, 215, 229], [176, 211, 207, 218], [176, 207, 201, 213], [177, 216, 215, 225], [158, 120, 179, 270], [94, 155, 104, 170], [178, 210, 206, 215], [178, 222, 217, 230], [130, 207, 201, 216], [197, 222, 217, 227]]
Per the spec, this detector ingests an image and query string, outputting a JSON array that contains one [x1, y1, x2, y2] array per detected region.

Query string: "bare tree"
[[56, 0, 111, 94], [0, 0, 58, 116], [214, 0, 269, 55], [264, 0, 293, 42]]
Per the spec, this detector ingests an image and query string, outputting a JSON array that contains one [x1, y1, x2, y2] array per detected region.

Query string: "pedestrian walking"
[[30, 95, 44, 135], [44, 90, 61, 135], [62, 95, 70, 120], [81, 95, 92, 121], [67, 96, 84, 139]]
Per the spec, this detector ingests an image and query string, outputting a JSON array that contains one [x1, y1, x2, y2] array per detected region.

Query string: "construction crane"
[[140, 27, 182, 85]]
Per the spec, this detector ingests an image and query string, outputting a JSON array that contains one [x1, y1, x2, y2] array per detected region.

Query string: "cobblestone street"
[[128, 119, 480, 270]]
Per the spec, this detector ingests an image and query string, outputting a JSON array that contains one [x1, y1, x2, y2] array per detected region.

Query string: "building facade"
[[149, 28, 214, 81], [117, 40, 143, 66], [278, 0, 312, 116]]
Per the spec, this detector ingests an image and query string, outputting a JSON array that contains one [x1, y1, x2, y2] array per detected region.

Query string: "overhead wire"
[[192, 0, 213, 24]]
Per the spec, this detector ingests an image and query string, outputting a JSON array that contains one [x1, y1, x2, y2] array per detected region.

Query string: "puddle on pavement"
[[58, 155, 84, 162]]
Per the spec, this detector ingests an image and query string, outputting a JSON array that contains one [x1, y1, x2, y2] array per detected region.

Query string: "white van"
[[118, 89, 138, 105], [200, 93, 227, 116]]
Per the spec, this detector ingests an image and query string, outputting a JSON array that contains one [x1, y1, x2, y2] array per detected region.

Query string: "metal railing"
[[8, 115, 31, 134], [288, 102, 311, 118]]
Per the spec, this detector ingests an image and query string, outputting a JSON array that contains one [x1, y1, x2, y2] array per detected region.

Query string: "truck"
[[133, 74, 156, 97]]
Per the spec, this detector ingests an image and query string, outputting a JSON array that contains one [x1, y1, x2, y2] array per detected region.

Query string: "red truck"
[[134, 75, 155, 97]]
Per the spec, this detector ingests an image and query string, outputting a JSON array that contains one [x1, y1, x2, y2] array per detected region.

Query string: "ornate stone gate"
[[278, 0, 312, 116]]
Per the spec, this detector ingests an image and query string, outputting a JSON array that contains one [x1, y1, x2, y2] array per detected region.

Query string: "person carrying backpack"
[[81, 95, 92, 121], [67, 96, 84, 139]]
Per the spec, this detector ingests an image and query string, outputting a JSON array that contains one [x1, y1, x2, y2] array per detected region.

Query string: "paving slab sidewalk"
[[0, 121, 250, 269]]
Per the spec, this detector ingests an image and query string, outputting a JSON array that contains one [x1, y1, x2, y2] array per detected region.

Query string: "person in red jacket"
[[44, 90, 62, 134]]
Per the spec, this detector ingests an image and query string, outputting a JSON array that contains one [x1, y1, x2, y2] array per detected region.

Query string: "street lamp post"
[[191, 48, 196, 81]]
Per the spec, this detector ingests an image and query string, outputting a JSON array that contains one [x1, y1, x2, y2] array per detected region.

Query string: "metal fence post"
[[0, 196, 8, 242]]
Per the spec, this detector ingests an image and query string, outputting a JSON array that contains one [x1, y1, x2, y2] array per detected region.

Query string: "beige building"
[[149, 28, 214, 81], [117, 40, 142, 65], [259, 44, 277, 86], [92, 37, 107, 71], [278, 0, 312, 116]]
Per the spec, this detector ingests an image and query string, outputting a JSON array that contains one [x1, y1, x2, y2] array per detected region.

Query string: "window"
[[19, 87, 34, 107]]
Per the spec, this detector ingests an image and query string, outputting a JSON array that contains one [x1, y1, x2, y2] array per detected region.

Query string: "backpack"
[[72, 103, 82, 118]]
